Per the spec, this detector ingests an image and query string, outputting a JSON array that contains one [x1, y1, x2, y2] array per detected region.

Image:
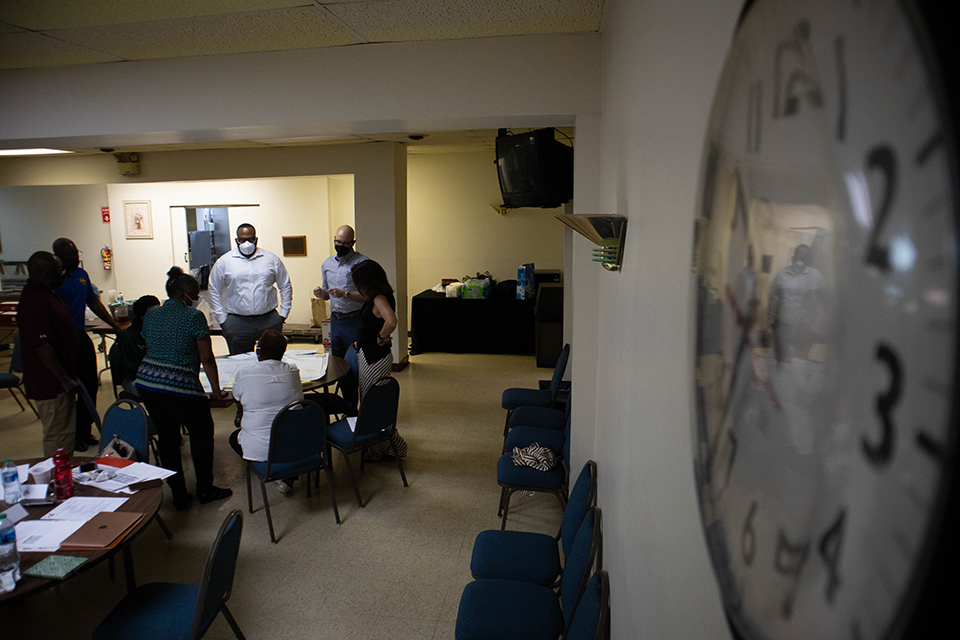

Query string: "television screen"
[[496, 128, 573, 209]]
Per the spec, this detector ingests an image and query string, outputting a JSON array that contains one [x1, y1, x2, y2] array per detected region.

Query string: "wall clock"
[[692, 1, 958, 639]]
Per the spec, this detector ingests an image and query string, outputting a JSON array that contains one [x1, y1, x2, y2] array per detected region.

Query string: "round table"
[[302, 355, 351, 392], [0, 457, 163, 604]]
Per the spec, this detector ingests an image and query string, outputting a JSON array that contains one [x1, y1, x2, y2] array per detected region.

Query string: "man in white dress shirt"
[[229, 330, 303, 492], [209, 223, 293, 355]]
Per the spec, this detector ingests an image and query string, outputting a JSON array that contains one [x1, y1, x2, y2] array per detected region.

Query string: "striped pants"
[[358, 348, 407, 460]]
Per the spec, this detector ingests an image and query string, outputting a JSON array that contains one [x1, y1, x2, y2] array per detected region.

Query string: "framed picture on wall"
[[282, 235, 307, 257], [124, 200, 153, 239]]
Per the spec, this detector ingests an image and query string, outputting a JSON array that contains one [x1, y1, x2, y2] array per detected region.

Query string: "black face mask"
[[335, 244, 352, 258]]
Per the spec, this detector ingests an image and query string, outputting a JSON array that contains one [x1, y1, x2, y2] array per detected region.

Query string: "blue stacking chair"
[[326, 376, 407, 508], [471, 461, 596, 587], [500, 343, 569, 437], [565, 571, 610, 640], [503, 409, 570, 457], [506, 393, 570, 437], [245, 399, 339, 542], [1, 337, 38, 417], [93, 510, 246, 640], [99, 399, 173, 541], [455, 506, 602, 640], [497, 411, 573, 530]]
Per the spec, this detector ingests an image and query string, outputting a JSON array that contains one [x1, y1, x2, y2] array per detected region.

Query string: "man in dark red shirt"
[[16, 252, 79, 457]]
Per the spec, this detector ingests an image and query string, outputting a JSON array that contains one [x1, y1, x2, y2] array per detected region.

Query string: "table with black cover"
[[410, 290, 535, 354]]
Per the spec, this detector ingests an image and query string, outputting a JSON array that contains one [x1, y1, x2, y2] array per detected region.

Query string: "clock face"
[[692, 2, 958, 640]]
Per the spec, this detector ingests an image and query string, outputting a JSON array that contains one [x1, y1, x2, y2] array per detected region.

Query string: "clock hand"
[[723, 284, 782, 416]]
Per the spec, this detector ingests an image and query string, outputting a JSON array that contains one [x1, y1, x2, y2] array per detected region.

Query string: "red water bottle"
[[53, 448, 74, 501]]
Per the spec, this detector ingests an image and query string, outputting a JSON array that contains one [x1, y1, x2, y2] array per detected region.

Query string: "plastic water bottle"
[[53, 449, 74, 501], [0, 513, 20, 593], [2, 459, 20, 505]]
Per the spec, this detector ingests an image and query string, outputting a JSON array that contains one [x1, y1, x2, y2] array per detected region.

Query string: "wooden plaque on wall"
[[282, 235, 307, 257]]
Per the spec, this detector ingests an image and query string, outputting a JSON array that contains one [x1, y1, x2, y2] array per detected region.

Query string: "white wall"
[[406, 151, 564, 318], [577, 0, 742, 638], [0, 184, 115, 294], [105, 177, 330, 325]]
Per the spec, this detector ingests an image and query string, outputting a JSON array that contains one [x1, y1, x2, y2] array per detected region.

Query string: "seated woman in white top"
[[229, 329, 302, 492]]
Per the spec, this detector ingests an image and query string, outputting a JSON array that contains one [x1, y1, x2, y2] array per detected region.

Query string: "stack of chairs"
[[456, 498, 608, 640]]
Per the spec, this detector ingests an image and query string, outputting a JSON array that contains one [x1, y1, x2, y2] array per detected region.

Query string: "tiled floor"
[[1, 339, 562, 639]]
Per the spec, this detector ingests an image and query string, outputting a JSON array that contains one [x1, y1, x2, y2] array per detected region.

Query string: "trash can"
[[534, 283, 563, 368]]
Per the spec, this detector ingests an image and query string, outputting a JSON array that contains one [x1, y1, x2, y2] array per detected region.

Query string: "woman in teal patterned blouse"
[[136, 267, 232, 509]]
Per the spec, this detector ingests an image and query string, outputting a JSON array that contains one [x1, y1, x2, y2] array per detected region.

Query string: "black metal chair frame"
[[245, 399, 340, 542], [328, 376, 407, 509]]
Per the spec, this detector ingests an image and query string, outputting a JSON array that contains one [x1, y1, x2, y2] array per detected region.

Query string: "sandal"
[[197, 486, 233, 504]]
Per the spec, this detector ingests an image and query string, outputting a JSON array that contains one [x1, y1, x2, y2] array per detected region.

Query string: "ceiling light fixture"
[[0, 148, 74, 157]]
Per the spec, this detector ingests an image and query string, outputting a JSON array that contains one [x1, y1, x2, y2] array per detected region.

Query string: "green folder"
[[22, 555, 88, 580]]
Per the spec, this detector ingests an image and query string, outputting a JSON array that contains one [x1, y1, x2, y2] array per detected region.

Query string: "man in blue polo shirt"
[[53, 237, 123, 451]]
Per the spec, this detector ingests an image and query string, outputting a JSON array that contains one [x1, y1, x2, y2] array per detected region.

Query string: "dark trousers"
[[75, 330, 98, 441], [139, 388, 215, 497], [330, 315, 362, 407], [221, 310, 283, 355]]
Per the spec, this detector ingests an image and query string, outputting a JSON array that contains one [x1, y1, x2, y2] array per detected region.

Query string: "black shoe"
[[173, 493, 194, 511], [74, 440, 88, 452], [197, 486, 233, 504], [85, 435, 100, 445]]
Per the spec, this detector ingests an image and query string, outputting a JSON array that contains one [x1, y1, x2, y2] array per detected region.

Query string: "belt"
[[233, 310, 275, 318], [331, 310, 362, 320]]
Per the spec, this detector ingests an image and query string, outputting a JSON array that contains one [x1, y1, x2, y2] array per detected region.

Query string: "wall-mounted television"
[[495, 128, 573, 209]]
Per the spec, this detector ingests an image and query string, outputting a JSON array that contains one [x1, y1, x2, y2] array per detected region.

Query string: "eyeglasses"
[[236, 237, 258, 244]]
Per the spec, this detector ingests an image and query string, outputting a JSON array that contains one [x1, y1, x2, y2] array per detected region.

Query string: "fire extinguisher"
[[101, 245, 112, 271]]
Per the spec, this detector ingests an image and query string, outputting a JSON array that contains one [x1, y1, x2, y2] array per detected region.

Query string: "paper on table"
[[15, 520, 85, 552], [41, 496, 128, 522], [21, 485, 50, 501], [74, 462, 175, 493], [201, 352, 329, 392], [1, 503, 28, 525]]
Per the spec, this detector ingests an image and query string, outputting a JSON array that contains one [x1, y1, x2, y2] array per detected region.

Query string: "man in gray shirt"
[[767, 244, 825, 362], [313, 225, 368, 359]]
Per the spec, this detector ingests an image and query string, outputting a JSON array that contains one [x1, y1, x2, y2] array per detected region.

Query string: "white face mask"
[[238, 240, 257, 256]]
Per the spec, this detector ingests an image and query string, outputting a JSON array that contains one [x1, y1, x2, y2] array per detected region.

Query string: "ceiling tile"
[[0, 31, 122, 69], [0, 0, 311, 31], [327, 0, 604, 42], [47, 6, 362, 61]]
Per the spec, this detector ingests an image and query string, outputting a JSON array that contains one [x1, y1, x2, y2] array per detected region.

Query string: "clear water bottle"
[[2, 459, 21, 505], [0, 513, 20, 593]]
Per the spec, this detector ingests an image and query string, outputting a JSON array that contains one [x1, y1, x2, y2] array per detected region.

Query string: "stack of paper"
[[15, 496, 131, 553], [73, 461, 176, 494], [199, 350, 330, 393]]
